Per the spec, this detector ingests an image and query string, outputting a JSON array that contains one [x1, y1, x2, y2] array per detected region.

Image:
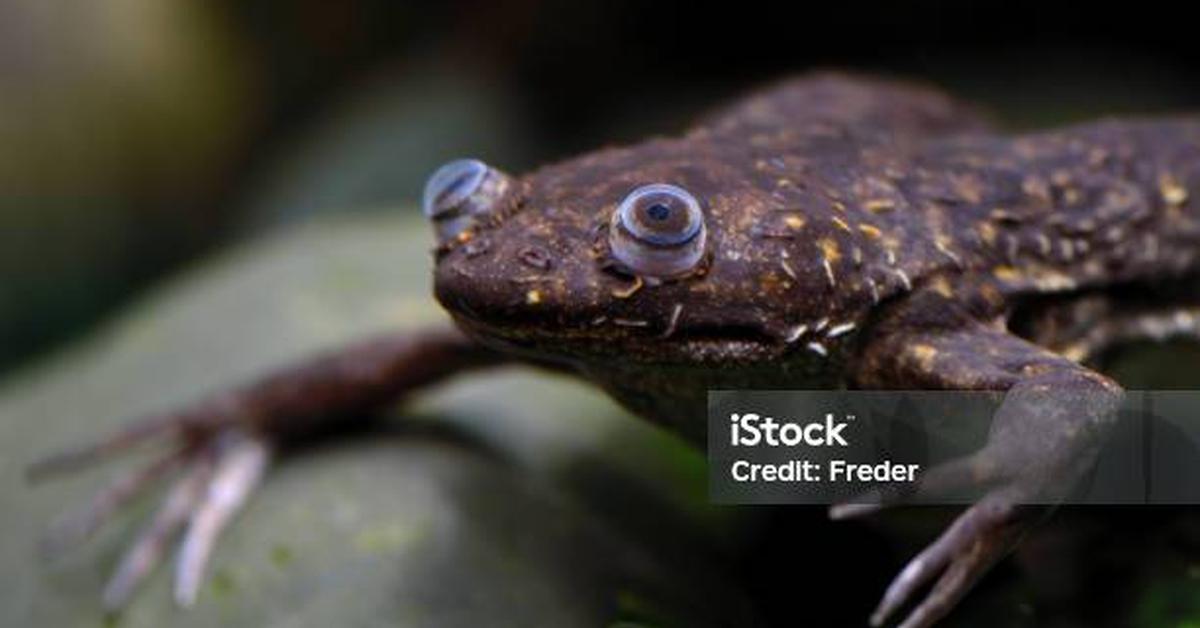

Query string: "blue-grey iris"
[[610, 183, 707, 277]]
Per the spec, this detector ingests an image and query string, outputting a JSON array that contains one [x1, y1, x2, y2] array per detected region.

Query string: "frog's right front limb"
[[840, 297, 1123, 628], [28, 325, 508, 611]]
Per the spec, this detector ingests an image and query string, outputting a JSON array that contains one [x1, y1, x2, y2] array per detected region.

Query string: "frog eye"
[[422, 158, 512, 241], [609, 183, 707, 277]]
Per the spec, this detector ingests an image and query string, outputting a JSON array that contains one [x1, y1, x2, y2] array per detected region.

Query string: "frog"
[[30, 72, 1200, 627]]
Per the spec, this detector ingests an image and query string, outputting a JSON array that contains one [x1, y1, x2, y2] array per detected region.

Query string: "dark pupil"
[[644, 202, 671, 221]]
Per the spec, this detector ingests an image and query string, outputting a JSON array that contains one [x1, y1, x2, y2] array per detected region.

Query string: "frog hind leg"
[[1042, 305, 1200, 367], [1014, 288, 1200, 367], [843, 304, 1123, 628], [30, 325, 507, 611]]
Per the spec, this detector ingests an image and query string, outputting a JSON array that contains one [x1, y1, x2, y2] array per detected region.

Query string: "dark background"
[[4, 0, 1200, 373]]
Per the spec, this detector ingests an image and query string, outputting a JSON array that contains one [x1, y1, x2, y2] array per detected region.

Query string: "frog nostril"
[[463, 236, 491, 258], [518, 246, 553, 271]]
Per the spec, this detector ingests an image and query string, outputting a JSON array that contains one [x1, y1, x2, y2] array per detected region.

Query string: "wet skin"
[[32, 74, 1200, 627]]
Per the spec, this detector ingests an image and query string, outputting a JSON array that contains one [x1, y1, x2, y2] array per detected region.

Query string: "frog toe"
[[27, 394, 242, 481], [101, 455, 215, 611], [39, 447, 191, 558], [870, 487, 1035, 628], [35, 424, 272, 612], [173, 431, 271, 607]]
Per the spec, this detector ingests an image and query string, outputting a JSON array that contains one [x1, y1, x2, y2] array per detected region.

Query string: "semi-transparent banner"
[[708, 390, 1200, 505]]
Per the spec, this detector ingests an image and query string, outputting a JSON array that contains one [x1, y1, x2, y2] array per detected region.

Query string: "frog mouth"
[[451, 313, 781, 365]]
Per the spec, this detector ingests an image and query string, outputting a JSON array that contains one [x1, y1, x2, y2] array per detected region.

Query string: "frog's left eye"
[[422, 158, 512, 242], [609, 183, 707, 277]]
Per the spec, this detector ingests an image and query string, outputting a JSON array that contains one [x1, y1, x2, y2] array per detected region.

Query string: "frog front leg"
[[841, 300, 1123, 628], [30, 325, 508, 610]]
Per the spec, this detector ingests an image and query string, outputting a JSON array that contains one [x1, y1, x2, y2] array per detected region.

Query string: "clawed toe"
[[33, 427, 272, 611], [103, 456, 214, 610], [868, 491, 1032, 628], [40, 447, 189, 557], [174, 433, 271, 607]]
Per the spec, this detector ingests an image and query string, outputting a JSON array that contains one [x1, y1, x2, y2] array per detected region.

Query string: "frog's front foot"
[[33, 417, 273, 611], [830, 434, 1045, 628], [860, 488, 1035, 628], [28, 327, 506, 611], [846, 317, 1124, 627], [835, 377, 1119, 627]]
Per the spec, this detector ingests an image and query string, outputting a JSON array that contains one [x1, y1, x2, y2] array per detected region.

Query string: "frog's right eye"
[[609, 183, 707, 278], [422, 158, 511, 241]]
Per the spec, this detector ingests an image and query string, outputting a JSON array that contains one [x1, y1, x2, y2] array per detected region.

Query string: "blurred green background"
[[4, 2, 1200, 626]]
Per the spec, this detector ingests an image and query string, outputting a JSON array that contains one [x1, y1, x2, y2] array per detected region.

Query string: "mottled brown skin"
[[34, 74, 1200, 626]]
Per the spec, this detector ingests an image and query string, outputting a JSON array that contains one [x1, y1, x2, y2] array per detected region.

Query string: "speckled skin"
[[433, 74, 1199, 440], [37, 74, 1200, 627], [429, 73, 1200, 626]]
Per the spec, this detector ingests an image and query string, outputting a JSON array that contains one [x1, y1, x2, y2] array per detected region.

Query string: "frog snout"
[[433, 253, 542, 329], [421, 158, 513, 243], [433, 234, 578, 331]]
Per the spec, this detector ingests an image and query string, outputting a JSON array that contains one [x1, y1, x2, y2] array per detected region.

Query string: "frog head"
[[423, 136, 872, 368]]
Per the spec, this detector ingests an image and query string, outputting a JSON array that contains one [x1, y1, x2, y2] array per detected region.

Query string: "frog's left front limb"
[[29, 325, 509, 610], [842, 301, 1123, 628]]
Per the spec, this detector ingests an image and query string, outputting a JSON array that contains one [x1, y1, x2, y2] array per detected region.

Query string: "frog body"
[[35, 73, 1200, 627]]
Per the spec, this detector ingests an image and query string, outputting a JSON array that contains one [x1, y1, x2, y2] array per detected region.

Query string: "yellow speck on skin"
[[612, 276, 644, 299], [525, 289, 542, 305], [784, 214, 806, 229], [977, 222, 998, 246], [1062, 343, 1089, 363], [910, 344, 939, 371], [864, 198, 895, 213], [759, 271, 783, 292], [1032, 271, 1078, 291], [978, 283, 1003, 307], [931, 276, 954, 298], [818, 238, 841, 262], [831, 216, 852, 232], [456, 230, 473, 243], [993, 266, 1021, 282], [1160, 174, 1189, 206], [857, 224, 882, 239]]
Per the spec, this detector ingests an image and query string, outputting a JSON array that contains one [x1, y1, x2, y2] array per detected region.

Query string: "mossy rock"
[[0, 213, 752, 627]]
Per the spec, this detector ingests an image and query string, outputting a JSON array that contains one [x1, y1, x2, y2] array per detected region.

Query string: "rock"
[[0, 213, 753, 627]]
